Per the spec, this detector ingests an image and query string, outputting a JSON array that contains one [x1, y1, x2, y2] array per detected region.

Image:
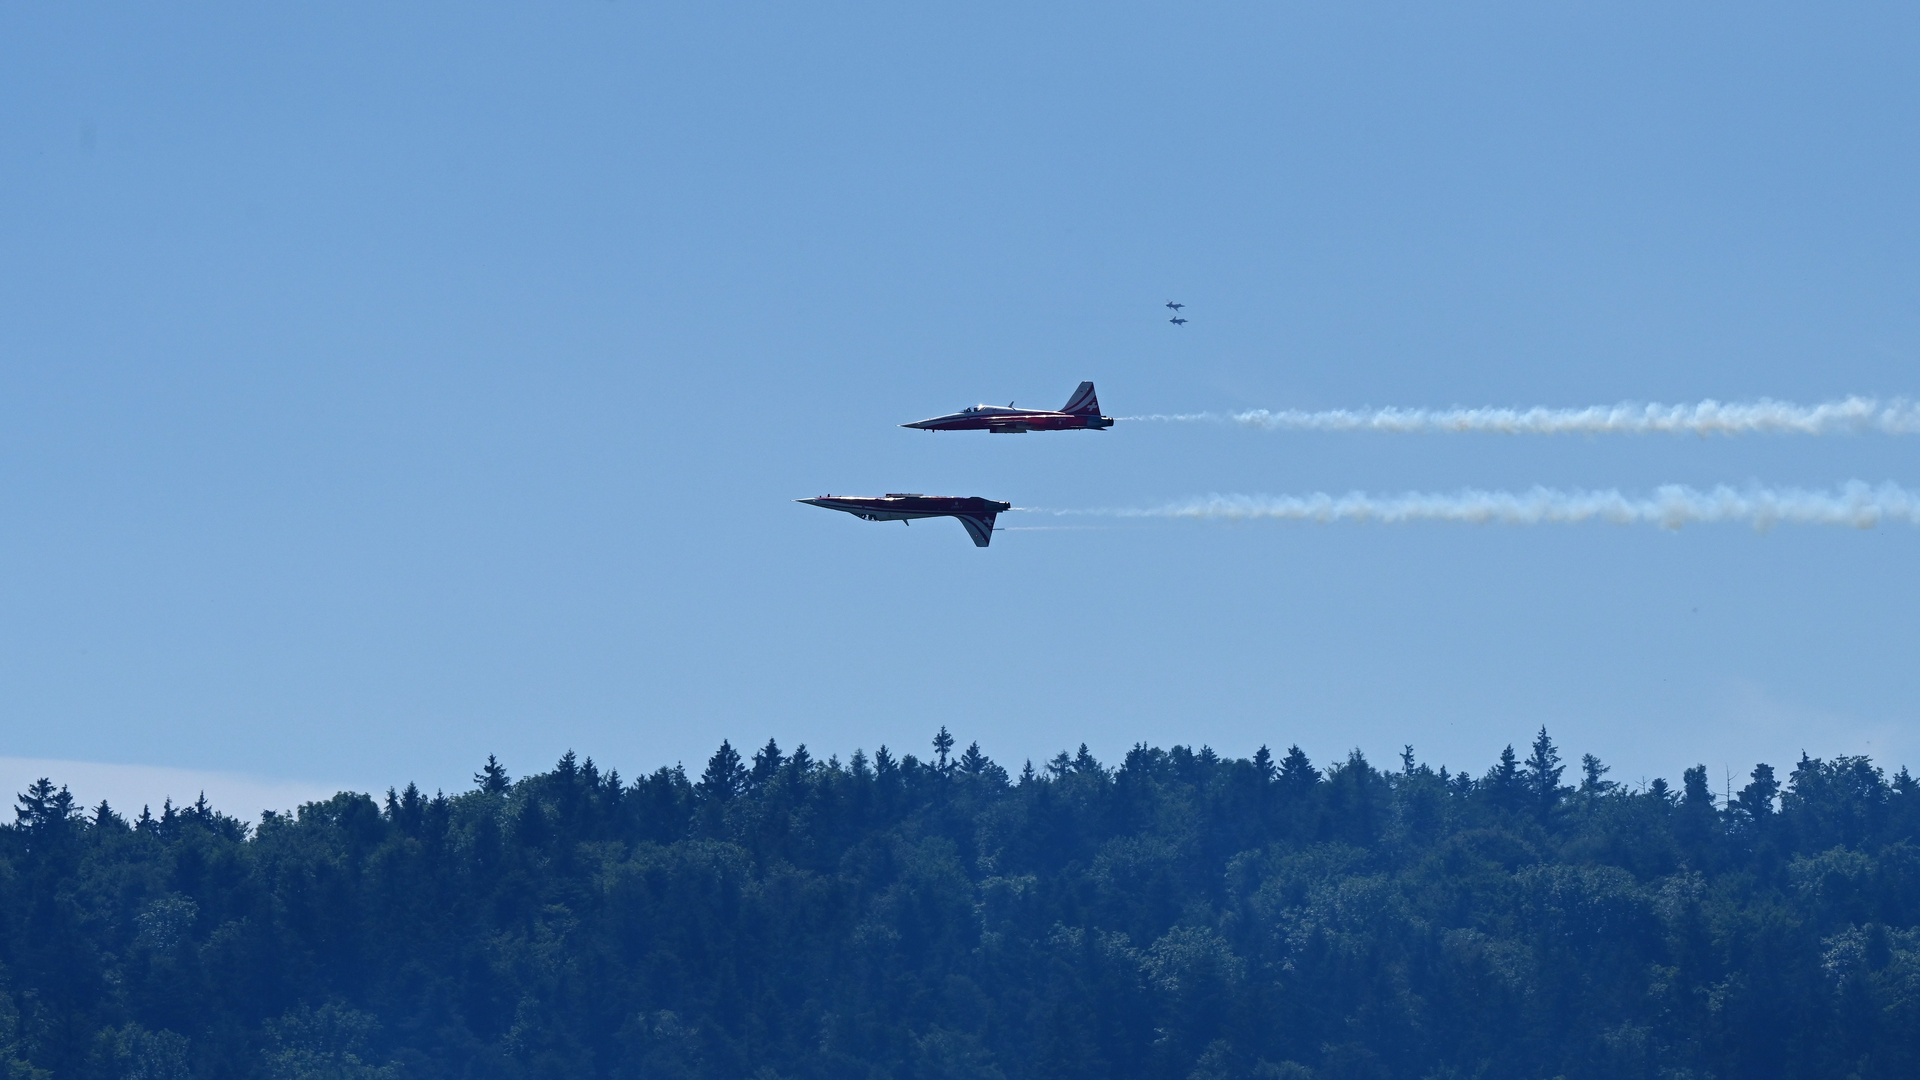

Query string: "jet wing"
[[956, 513, 997, 547]]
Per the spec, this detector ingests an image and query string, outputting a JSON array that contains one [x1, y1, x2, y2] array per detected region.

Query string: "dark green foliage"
[[3, 736, 1919, 1079]]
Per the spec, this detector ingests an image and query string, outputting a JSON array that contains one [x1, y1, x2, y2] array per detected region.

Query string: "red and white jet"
[[797, 494, 1012, 547], [901, 381, 1115, 433]]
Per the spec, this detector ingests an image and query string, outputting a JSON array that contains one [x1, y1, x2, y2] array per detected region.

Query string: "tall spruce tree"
[[699, 739, 749, 801], [474, 755, 511, 794], [1525, 727, 1565, 818]]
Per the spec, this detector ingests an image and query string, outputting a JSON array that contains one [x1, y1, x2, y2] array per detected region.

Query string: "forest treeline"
[[4, 731, 1920, 1080]]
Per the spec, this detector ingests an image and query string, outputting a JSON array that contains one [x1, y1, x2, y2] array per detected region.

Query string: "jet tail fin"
[[1060, 381, 1100, 416], [956, 513, 997, 547]]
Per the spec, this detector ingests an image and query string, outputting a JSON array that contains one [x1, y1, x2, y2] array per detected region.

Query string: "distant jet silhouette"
[[1169, 316, 1187, 326], [1165, 301, 1184, 311]]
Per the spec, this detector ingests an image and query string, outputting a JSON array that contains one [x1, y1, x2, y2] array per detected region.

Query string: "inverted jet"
[[798, 494, 1012, 547], [902, 381, 1115, 433]]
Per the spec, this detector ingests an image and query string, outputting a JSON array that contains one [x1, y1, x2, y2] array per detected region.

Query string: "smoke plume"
[[1125, 397, 1920, 435], [1062, 482, 1920, 530]]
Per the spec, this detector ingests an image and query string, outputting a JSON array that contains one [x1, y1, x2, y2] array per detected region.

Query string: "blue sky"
[[4, 3, 1917, 810]]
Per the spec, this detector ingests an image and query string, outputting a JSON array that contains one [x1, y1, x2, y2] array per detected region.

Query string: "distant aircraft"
[[798, 494, 1012, 547], [1165, 301, 1184, 311], [1169, 316, 1187, 326], [902, 381, 1115, 433]]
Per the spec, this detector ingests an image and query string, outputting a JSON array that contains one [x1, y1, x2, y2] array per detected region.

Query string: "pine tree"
[[15, 779, 75, 834], [1524, 728, 1565, 816], [14, 778, 55, 828], [750, 739, 784, 790], [699, 740, 748, 801], [1074, 744, 1101, 775], [1579, 754, 1615, 795], [932, 726, 956, 772], [1484, 745, 1523, 814], [398, 783, 424, 834], [475, 755, 511, 794], [1278, 746, 1318, 794], [959, 742, 991, 776]]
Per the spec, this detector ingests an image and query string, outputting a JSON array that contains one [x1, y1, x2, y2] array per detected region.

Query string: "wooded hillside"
[[5, 731, 1918, 1080]]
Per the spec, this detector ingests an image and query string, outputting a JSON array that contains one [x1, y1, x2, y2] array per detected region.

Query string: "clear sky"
[[4, 3, 1917, 812]]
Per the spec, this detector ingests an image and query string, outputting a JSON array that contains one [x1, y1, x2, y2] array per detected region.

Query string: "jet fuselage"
[[798, 494, 1011, 547], [902, 380, 1114, 433], [902, 405, 1114, 433]]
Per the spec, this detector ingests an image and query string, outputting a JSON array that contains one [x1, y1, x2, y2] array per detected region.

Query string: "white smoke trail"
[[1057, 482, 1920, 530], [1123, 397, 1920, 435]]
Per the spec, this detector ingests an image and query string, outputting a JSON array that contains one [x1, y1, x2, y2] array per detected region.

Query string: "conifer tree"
[[750, 739, 784, 790], [1579, 753, 1615, 795], [475, 755, 511, 794], [1278, 746, 1317, 793], [1525, 728, 1565, 817], [1484, 745, 1523, 814], [1074, 744, 1101, 775], [699, 740, 748, 801], [959, 742, 990, 776]]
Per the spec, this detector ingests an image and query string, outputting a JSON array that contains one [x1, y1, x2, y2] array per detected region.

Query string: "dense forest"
[[3, 731, 1919, 1080]]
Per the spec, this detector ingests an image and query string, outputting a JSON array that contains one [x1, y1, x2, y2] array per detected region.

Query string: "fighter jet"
[[1169, 317, 1187, 326], [1165, 301, 1184, 311], [798, 494, 1012, 547], [902, 381, 1115, 433]]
